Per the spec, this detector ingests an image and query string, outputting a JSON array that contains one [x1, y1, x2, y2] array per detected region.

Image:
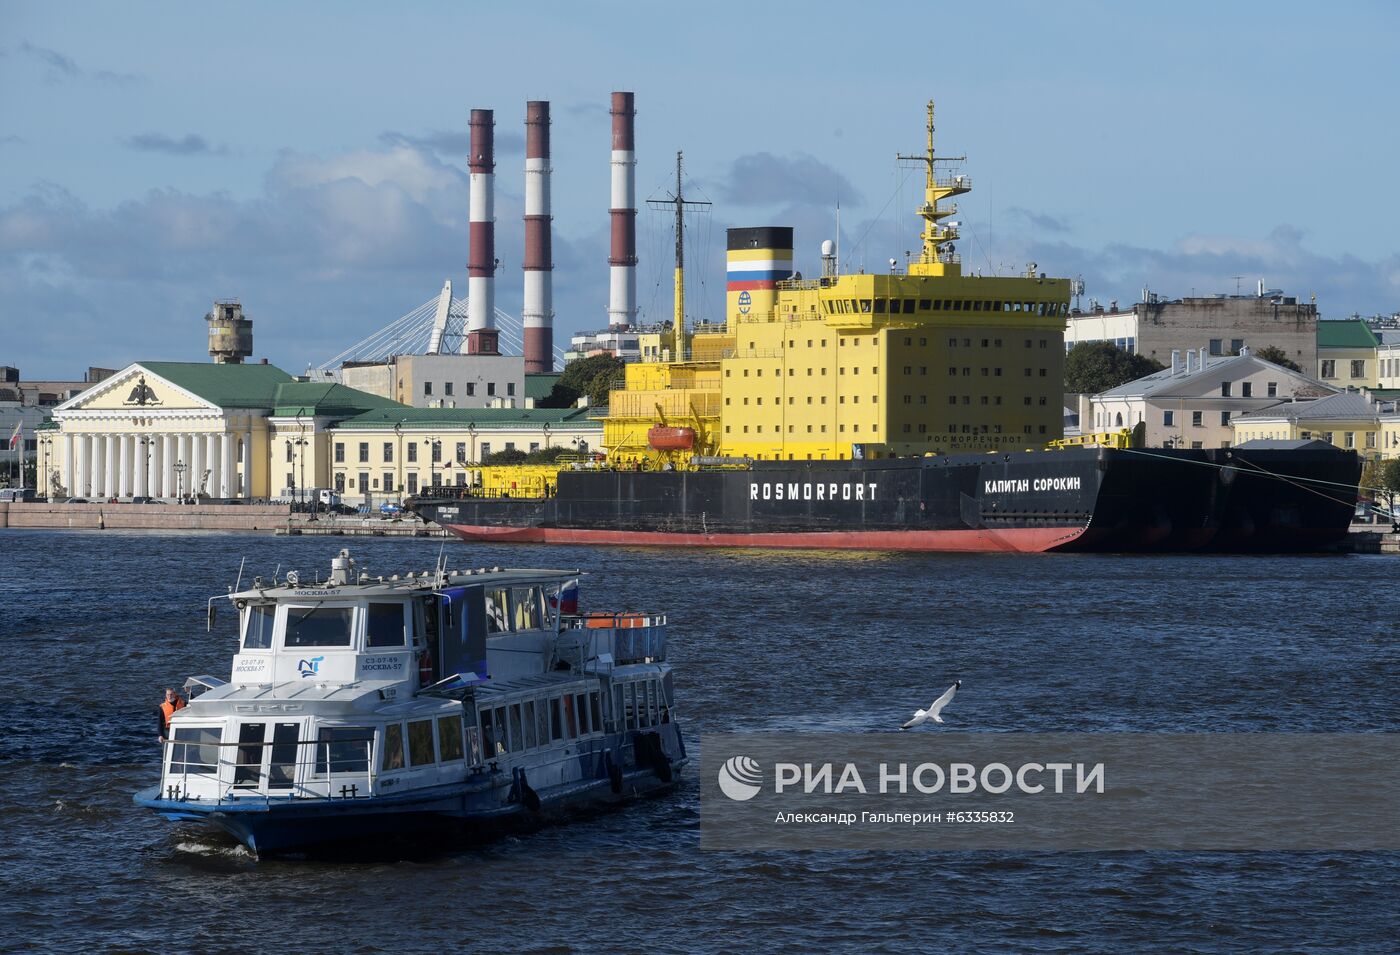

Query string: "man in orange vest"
[[158, 687, 186, 743]]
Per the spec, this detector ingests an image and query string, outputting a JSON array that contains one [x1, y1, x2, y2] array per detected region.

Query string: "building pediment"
[[56, 364, 220, 414]]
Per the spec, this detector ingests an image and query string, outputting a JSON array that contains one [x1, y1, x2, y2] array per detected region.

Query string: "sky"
[[2, 0, 1398, 378]]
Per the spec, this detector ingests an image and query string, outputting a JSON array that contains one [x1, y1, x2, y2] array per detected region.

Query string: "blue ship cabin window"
[[571, 693, 589, 735], [169, 726, 220, 776], [589, 691, 603, 732], [512, 587, 543, 630], [366, 602, 406, 648], [284, 606, 353, 647], [315, 727, 372, 775], [407, 719, 435, 766], [534, 698, 550, 746], [234, 723, 265, 786], [243, 604, 275, 650], [485, 589, 510, 634], [438, 715, 464, 762], [381, 723, 405, 772], [550, 698, 564, 741], [508, 705, 524, 751], [522, 701, 539, 749]]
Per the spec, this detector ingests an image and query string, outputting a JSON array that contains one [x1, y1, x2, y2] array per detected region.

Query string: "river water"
[[1, 530, 1397, 952]]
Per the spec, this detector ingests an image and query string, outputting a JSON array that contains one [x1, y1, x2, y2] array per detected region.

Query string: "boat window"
[[535, 698, 550, 744], [268, 722, 300, 788], [550, 697, 564, 741], [366, 603, 406, 647], [493, 706, 511, 753], [574, 693, 590, 735], [613, 685, 625, 732], [381, 723, 405, 772], [316, 726, 372, 775], [562, 694, 579, 739], [509, 704, 524, 752], [233, 723, 266, 786], [626, 683, 640, 730], [512, 587, 542, 630], [284, 606, 353, 647], [485, 589, 511, 634], [169, 726, 220, 776], [480, 708, 499, 757], [589, 691, 603, 732], [523, 700, 538, 749], [243, 605, 275, 650], [466, 724, 482, 764], [647, 680, 660, 726], [437, 715, 464, 762], [407, 719, 435, 766]]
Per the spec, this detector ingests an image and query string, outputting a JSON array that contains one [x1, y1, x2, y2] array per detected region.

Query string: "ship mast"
[[647, 151, 710, 360], [896, 100, 970, 276]]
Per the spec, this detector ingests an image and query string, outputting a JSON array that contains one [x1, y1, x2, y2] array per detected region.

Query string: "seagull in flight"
[[901, 681, 961, 729]]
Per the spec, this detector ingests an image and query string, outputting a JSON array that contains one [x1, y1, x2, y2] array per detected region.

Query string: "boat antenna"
[[233, 557, 246, 593], [647, 151, 710, 361]]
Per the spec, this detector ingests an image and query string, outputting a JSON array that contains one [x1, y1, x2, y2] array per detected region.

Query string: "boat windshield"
[[243, 604, 276, 650], [284, 605, 353, 648]]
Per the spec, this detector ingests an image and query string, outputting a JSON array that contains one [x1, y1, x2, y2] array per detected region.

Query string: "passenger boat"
[[133, 550, 685, 855]]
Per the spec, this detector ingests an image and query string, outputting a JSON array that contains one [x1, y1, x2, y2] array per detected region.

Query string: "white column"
[[219, 433, 234, 498], [116, 435, 129, 498], [87, 435, 100, 497], [162, 434, 175, 497], [191, 432, 204, 499], [75, 435, 90, 497], [242, 426, 254, 498], [148, 436, 162, 497], [98, 435, 113, 498], [134, 436, 148, 498], [205, 433, 221, 500], [62, 433, 75, 496]]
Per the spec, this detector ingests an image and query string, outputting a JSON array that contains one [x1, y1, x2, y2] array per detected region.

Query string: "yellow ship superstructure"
[[602, 100, 1072, 467]]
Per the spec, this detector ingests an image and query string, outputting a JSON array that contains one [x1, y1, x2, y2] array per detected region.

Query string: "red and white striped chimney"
[[522, 101, 553, 373], [465, 107, 499, 355], [607, 91, 637, 332]]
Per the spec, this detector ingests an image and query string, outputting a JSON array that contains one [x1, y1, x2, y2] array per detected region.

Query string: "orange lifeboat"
[[647, 426, 695, 451]]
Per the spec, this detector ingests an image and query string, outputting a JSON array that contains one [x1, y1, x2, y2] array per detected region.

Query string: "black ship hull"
[[409, 445, 1360, 554]]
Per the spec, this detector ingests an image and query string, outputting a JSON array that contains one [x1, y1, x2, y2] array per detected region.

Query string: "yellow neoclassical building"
[[48, 362, 400, 500], [44, 360, 603, 503]]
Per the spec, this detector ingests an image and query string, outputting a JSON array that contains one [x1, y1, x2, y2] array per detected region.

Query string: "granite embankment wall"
[[0, 502, 298, 532]]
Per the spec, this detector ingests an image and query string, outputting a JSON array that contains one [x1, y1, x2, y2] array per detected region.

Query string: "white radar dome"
[[820, 239, 835, 256]]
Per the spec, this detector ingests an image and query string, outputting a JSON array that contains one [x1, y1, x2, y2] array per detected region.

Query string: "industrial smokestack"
[[465, 108, 499, 355], [607, 91, 637, 332], [523, 101, 553, 373]]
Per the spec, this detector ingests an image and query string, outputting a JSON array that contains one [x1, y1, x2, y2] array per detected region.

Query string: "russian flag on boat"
[[550, 578, 579, 615]]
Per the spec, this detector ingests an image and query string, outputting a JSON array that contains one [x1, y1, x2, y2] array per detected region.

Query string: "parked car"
[[379, 501, 403, 516], [130, 496, 161, 504], [63, 497, 89, 504], [0, 488, 37, 502]]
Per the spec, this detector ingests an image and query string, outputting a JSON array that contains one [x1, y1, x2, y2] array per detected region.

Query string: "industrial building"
[[1064, 288, 1318, 372]]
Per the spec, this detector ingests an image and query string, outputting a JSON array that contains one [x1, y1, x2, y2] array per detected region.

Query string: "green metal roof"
[[335, 405, 597, 430], [139, 361, 294, 408], [1316, 320, 1379, 349], [524, 372, 562, 401], [271, 381, 403, 418]]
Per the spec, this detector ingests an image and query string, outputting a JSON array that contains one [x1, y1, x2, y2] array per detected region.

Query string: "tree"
[[538, 354, 626, 409], [1359, 456, 1382, 502], [1377, 460, 1400, 526], [1253, 345, 1302, 373], [482, 447, 528, 465], [1064, 342, 1165, 395], [524, 445, 571, 464]]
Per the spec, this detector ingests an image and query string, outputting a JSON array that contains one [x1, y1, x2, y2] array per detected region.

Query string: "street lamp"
[[423, 436, 440, 488], [173, 460, 186, 504]]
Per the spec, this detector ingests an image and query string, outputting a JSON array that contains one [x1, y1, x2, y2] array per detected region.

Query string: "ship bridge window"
[[169, 726, 220, 776], [485, 589, 511, 634], [407, 719, 435, 766], [315, 726, 372, 775], [512, 588, 543, 630], [242, 604, 276, 650], [366, 602, 406, 647], [860, 299, 873, 313], [381, 723, 405, 772], [284, 606, 353, 648], [904, 299, 916, 312]]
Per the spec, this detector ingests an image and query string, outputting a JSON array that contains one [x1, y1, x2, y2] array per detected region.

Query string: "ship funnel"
[[607, 91, 637, 332], [523, 100, 554, 372], [466, 108, 500, 355]]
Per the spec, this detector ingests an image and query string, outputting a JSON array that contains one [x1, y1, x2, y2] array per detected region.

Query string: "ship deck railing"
[[159, 735, 378, 806], [556, 613, 668, 668]]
